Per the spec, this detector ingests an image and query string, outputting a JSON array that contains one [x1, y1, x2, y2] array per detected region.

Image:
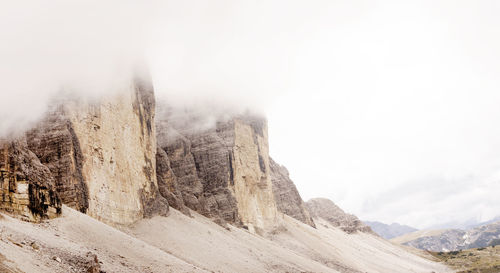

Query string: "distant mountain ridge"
[[392, 221, 500, 252], [364, 221, 418, 239]]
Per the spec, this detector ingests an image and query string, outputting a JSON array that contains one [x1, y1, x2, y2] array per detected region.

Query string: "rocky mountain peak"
[[306, 198, 373, 234]]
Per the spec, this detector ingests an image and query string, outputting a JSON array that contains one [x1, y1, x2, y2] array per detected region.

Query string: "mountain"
[[392, 221, 500, 252], [306, 198, 373, 234], [0, 74, 452, 272], [364, 221, 418, 239]]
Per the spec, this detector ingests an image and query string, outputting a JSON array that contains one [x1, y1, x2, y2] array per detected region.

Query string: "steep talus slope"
[[364, 221, 418, 239], [394, 221, 500, 251], [127, 209, 339, 273], [306, 198, 373, 234], [265, 215, 452, 273], [0, 207, 207, 273], [270, 158, 315, 227], [0, 139, 61, 222]]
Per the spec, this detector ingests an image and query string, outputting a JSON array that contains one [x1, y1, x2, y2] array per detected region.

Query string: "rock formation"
[[26, 106, 89, 213], [156, 106, 278, 231], [306, 198, 373, 234], [269, 158, 315, 227], [58, 77, 168, 224], [1, 75, 168, 225], [155, 147, 190, 216], [0, 139, 61, 221]]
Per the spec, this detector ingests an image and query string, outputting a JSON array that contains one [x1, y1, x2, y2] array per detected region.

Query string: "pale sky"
[[2, 0, 500, 229]]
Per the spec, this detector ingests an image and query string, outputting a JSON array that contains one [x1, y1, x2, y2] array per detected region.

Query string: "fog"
[[2, 0, 500, 228]]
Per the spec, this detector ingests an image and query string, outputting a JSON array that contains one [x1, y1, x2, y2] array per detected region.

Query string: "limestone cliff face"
[[61, 78, 167, 225], [0, 139, 61, 221], [17, 77, 167, 225], [306, 198, 373, 234], [231, 117, 277, 231], [269, 158, 315, 227], [157, 108, 278, 231]]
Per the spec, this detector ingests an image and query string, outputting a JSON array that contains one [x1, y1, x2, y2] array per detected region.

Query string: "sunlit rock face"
[[306, 198, 373, 234], [16, 76, 168, 226], [156, 107, 278, 231], [0, 139, 61, 221], [269, 158, 315, 227], [60, 78, 167, 225]]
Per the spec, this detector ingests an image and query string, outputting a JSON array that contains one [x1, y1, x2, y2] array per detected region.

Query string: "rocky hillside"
[[364, 221, 418, 239], [0, 76, 454, 273], [392, 221, 500, 251], [305, 198, 373, 234]]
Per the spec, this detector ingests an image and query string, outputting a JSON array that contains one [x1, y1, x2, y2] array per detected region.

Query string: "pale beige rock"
[[231, 118, 278, 231], [63, 79, 165, 225]]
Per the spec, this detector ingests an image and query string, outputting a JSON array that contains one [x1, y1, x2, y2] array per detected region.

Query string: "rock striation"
[[156, 106, 278, 231], [269, 158, 315, 227], [0, 139, 61, 221], [58, 77, 168, 225], [1, 75, 168, 226], [26, 106, 89, 213], [306, 198, 373, 234]]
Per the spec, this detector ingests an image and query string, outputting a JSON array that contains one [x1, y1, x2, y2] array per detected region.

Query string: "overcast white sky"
[[2, 0, 500, 229]]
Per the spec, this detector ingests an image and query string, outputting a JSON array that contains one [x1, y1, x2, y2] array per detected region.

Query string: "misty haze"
[[1, 1, 499, 273]]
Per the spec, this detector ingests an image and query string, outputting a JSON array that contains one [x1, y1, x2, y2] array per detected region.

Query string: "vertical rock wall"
[[158, 118, 240, 225], [62, 78, 167, 225], [231, 118, 277, 231], [26, 107, 89, 213], [156, 108, 279, 230], [17, 76, 167, 225]]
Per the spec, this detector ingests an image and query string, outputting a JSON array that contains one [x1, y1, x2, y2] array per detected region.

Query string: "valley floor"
[[0, 206, 453, 273]]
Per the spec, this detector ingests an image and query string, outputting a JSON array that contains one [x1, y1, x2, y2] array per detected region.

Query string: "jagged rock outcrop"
[[156, 107, 278, 231], [0, 139, 61, 221], [306, 198, 373, 234], [269, 158, 315, 227]]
